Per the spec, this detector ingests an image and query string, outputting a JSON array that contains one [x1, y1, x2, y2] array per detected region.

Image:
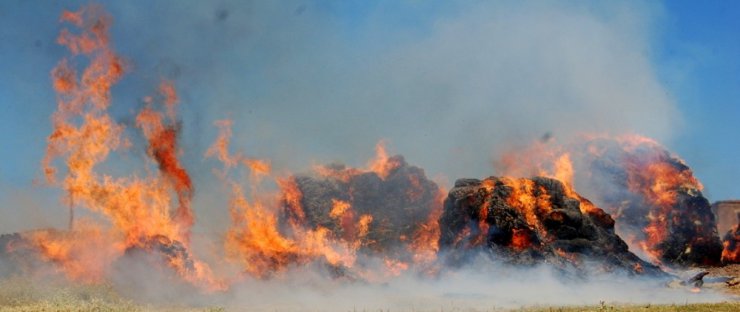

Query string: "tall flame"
[[33, 5, 221, 289]]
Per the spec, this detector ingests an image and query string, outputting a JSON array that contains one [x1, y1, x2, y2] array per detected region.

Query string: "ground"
[[517, 302, 740, 312], [703, 263, 740, 295]]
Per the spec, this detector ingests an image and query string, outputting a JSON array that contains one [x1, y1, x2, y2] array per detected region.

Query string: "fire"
[[367, 140, 402, 180], [135, 82, 194, 242], [23, 222, 121, 283], [15, 3, 731, 296], [552, 153, 574, 187], [208, 121, 358, 278], [295, 143, 446, 274], [356, 214, 374, 247], [279, 177, 306, 225], [330, 199, 352, 219], [210, 135, 446, 279], [495, 134, 723, 266], [225, 187, 352, 277], [722, 224, 740, 263], [223, 186, 357, 278], [593, 135, 718, 265], [444, 177, 563, 251], [510, 228, 533, 250], [32, 5, 223, 290], [410, 192, 444, 265], [204, 119, 272, 182], [440, 176, 659, 275], [312, 141, 402, 183], [383, 258, 410, 277]]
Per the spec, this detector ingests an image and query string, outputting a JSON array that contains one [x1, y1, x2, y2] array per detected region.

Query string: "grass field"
[[0, 277, 738, 312], [0, 277, 222, 312], [516, 302, 740, 312]]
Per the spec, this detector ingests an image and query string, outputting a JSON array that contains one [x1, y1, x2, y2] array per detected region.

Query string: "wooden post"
[[69, 196, 74, 231]]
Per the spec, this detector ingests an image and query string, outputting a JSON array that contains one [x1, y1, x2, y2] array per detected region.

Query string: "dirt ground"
[[702, 263, 740, 296]]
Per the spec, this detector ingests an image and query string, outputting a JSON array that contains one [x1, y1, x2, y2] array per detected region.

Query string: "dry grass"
[[0, 277, 222, 312], [514, 301, 740, 312]]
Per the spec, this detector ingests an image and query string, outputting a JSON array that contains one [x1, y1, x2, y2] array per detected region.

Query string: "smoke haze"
[[0, 1, 678, 232], [109, 1, 679, 235], [2, 1, 728, 310]]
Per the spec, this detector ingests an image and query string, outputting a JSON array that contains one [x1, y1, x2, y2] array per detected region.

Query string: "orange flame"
[[510, 228, 533, 251], [135, 82, 194, 243], [23, 222, 122, 283], [722, 224, 740, 263], [330, 199, 352, 219], [495, 134, 716, 265], [36, 5, 222, 290], [409, 191, 444, 266], [208, 121, 358, 278], [367, 140, 402, 179]]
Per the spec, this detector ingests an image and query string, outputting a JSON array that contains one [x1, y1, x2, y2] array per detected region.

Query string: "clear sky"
[[0, 1, 738, 230]]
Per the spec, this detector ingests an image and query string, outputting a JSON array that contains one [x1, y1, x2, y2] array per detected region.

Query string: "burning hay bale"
[[283, 155, 442, 259], [497, 135, 724, 267], [438, 176, 663, 276], [722, 224, 740, 264], [0, 228, 115, 282], [574, 137, 724, 266], [219, 140, 444, 279], [123, 235, 196, 275], [0, 233, 36, 278]]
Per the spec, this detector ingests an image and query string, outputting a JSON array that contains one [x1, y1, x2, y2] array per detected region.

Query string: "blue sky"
[[653, 1, 740, 200], [0, 1, 737, 230]]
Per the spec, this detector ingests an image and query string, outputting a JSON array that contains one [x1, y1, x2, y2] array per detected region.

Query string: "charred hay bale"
[[284, 155, 440, 255], [439, 176, 663, 276], [0, 233, 29, 278], [122, 235, 196, 274], [0, 232, 56, 278]]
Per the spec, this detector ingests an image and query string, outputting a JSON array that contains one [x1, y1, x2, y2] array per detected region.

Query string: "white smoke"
[[218, 258, 727, 311]]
